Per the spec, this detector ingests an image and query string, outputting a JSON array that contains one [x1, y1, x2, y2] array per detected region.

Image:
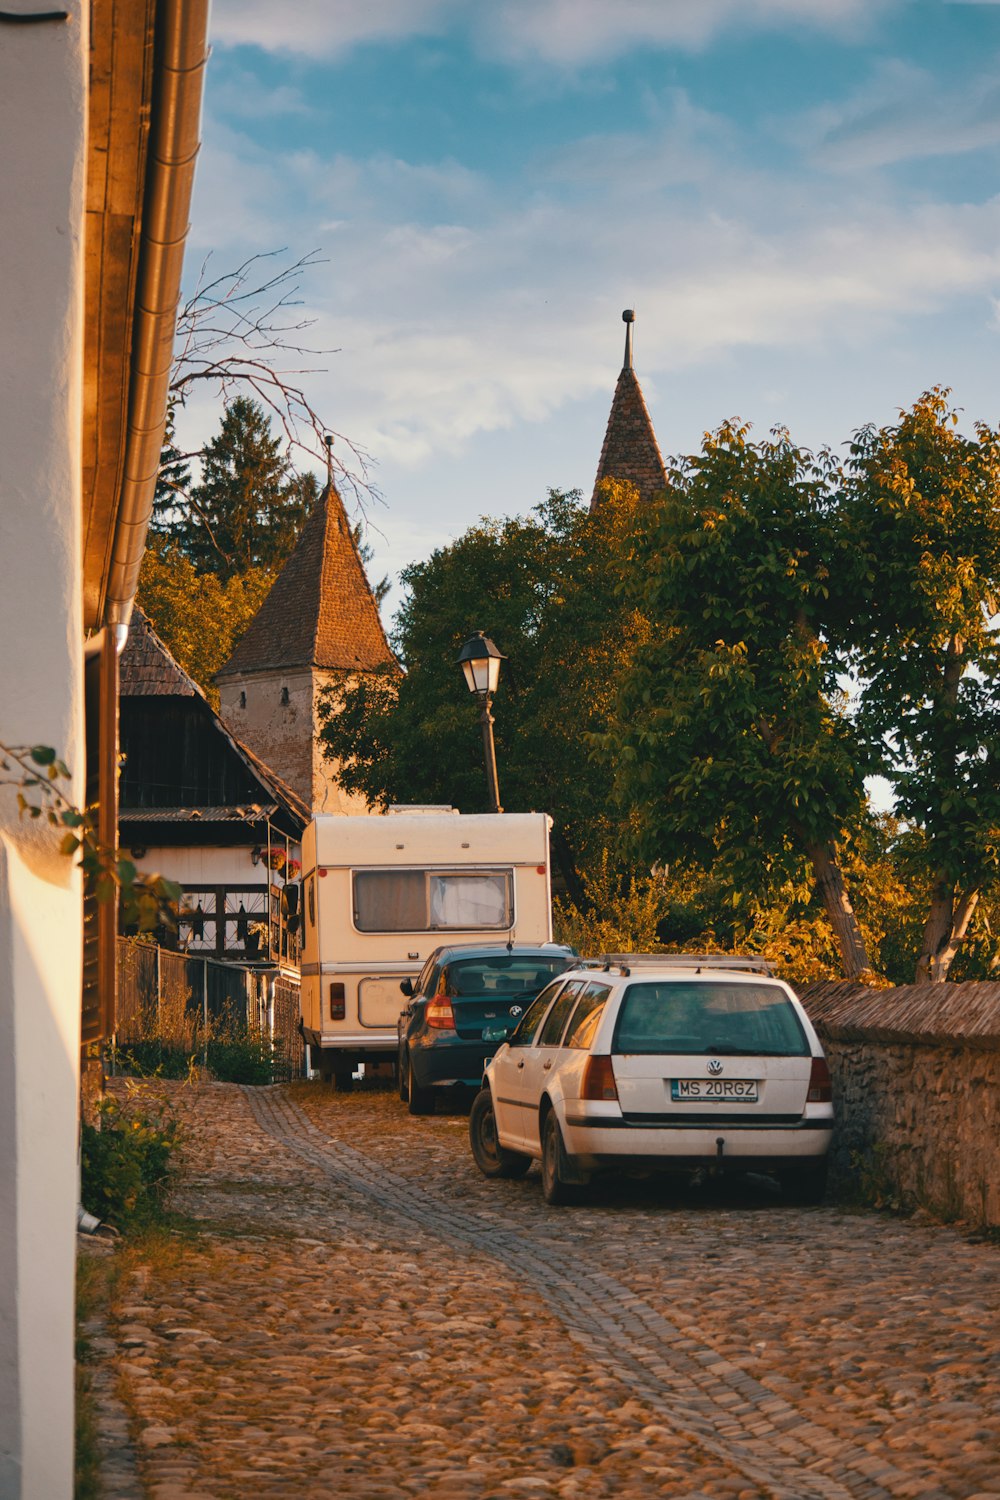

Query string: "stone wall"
[[798, 980, 1000, 1226]]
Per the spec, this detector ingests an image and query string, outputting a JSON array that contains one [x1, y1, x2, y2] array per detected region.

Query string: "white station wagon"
[[468, 955, 833, 1206]]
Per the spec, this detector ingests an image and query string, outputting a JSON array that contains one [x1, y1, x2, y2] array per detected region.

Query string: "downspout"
[[104, 0, 210, 648]]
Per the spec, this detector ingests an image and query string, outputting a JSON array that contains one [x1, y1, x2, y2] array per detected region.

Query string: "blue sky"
[[184, 0, 1000, 608]]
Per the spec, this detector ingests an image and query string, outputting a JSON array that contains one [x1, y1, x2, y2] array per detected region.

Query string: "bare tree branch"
[[168, 248, 380, 515]]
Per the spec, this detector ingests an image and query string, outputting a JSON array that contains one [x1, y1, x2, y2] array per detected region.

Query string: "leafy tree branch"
[[0, 741, 181, 931]]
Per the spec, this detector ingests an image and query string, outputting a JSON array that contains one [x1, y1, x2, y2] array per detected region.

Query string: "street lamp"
[[457, 631, 505, 814]]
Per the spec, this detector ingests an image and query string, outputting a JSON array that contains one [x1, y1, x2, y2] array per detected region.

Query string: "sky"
[[182, 0, 1000, 616]]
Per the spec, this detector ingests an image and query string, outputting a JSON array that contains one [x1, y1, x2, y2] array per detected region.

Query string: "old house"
[[216, 459, 398, 814], [591, 309, 667, 509], [0, 3, 208, 1494], [120, 609, 308, 962]]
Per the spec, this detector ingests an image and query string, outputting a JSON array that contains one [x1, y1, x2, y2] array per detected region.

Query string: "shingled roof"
[[120, 605, 200, 697], [591, 310, 667, 510], [216, 474, 398, 680]]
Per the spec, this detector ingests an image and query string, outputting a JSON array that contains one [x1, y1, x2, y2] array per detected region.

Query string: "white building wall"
[[130, 845, 284, 888], [0, 5, 88, 1496]]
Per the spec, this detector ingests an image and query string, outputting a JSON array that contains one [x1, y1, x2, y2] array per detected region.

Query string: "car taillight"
[[581, 1054, 618, 1102], [425, 995, 455, 1030], [329, 983, 345, 1021], [807, 1055, 832, 1102]]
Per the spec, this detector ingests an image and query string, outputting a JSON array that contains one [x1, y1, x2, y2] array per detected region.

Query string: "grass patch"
[[112, 1028, 294, 1086]]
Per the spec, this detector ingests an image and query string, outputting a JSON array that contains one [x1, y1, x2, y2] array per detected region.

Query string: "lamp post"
[[457, 631, 505, 814]]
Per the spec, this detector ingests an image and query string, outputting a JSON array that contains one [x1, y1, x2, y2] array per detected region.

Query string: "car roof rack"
[[596, 953, 774, 978]]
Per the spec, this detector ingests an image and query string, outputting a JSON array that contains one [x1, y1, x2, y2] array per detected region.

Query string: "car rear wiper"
[[705, 1044, 793, 1056]]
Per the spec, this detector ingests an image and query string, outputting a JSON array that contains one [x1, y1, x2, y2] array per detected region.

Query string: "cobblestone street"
[[85, 1081, 1000, 1500]]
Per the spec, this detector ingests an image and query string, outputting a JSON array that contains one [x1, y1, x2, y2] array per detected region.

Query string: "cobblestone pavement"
[[86, 1080, 1000, 1500]]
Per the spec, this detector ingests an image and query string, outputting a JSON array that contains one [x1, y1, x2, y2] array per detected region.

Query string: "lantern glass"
[[458, 633, 504, 698]]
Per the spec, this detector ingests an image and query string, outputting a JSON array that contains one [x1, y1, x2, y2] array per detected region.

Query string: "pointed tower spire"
[[215, 464, 398, 810], [591, 308, 666, 510], [217, 471, 396, 680]]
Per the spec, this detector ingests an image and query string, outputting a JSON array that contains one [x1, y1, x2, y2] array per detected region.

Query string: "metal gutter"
[[104, 0, 210, 644]]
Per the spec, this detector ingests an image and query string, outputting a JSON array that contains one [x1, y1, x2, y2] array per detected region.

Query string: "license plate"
[[671, 1078, 759, 1101]]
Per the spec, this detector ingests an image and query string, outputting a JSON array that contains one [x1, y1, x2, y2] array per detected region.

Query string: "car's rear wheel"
[[469, 1088, 531, 1179], [779, 1158, 829, 1206], [541, 1111, 583, 1205], [406, 1052, 435, 1115]]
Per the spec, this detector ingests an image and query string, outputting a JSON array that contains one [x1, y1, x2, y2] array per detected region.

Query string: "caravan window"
[[353, 869, 513, 932]]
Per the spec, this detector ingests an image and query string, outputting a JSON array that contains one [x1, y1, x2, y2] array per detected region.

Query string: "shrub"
[[206, 1028, 283, 1085], [80, 1089, 179, 1231]]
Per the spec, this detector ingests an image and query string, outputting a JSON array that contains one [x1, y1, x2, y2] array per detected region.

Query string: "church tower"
[[591, 309, 666, 509], [216, 444, 398, 813]]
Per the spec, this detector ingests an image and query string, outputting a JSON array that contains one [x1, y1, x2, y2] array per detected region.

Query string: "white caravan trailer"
[[299, 808, 554, 1086]]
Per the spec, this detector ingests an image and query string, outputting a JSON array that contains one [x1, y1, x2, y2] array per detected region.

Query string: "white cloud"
[[208, 0, 894, 63], [208, 0, 458, 59], [183, 84, 1000, 493], [478, 0, 888, 67], [208, 72, 312, 120], [803, 58, 1000, 169]]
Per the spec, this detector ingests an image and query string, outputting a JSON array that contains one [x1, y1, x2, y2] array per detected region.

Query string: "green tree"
[[841, 389, 1000, 981], [317, 484, 649, 898], [136, 536, 275, 704], [600, 422, 873, 979], [152, 397, 316, 582]]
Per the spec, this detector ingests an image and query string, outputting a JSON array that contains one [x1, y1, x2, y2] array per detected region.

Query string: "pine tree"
[[152, 396, 316, 582]]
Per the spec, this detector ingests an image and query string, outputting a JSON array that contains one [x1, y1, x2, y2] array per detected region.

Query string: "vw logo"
[[509, 1004, 523, 1017], [707, 1059, 724, 1075]]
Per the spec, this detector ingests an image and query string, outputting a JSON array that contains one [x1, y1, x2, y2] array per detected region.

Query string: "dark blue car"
[[398, 943, 575, 1114]]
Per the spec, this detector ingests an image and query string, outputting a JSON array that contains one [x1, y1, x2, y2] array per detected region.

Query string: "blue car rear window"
[[442, 956, 569, 997]]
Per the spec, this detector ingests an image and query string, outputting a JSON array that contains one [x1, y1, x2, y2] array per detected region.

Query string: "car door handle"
[[543, 1060, 552, 1071], [517, 1059, 525, 1070]]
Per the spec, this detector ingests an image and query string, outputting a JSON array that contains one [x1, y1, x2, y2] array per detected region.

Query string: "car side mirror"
[[400, 977, 414, 997]]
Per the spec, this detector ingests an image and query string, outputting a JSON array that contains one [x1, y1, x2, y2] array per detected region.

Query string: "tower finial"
[[622, 308, 635, 371], [323, 432, 334, 481]]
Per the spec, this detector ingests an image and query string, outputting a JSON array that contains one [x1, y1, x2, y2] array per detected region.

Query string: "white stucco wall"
[[0, 5, 88, 1497], [129, 844, 282, 888]]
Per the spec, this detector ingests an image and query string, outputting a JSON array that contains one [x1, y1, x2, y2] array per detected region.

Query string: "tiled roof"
[[119, 805, 277, 823], [216, 477, 398, 679], [120, 606, 199, 697], [591, 313, 666, 509]]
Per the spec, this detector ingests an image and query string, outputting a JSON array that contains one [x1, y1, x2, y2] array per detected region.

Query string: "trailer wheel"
[[332, 1063, 355, 1093]]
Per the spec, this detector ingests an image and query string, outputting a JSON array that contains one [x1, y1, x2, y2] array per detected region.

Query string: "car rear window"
[[441, 955, 570, 997], [613, 981, 809, 1056]]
